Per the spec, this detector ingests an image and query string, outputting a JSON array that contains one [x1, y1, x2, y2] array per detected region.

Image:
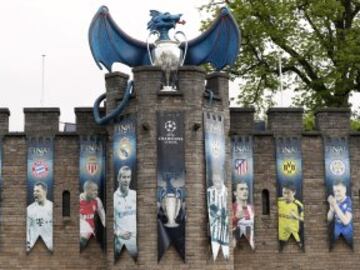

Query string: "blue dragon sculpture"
[[89, 6, 240, 125], [89, 6, 240, 71], [147, 10, 185, 40]]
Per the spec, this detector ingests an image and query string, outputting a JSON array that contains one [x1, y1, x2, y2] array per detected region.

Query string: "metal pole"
[[41, 54, 46, 106], [278, 52, 283, 106]]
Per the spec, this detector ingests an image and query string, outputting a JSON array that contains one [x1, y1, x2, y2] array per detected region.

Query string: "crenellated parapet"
[[0, 69, 358, 270]]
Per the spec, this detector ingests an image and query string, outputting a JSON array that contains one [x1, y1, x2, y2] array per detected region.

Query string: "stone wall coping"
[[314, 107, 351, 115], [105, 71, 129, 80], [23, 108, 60, 115], [179, 66, 206, 73], [4, 132, 81, 138], [133, 66, 162, 72], [350, 132, 360, 136], [267, 107, 304, 114], [74, 107, 104, 113], [133, 65, 206, 74], [302, 131, 322, 136], [0, 108, 10, 116], [206, 72, 229, 80], [252, 131, 273, 136], [56, 132, 79, 137], [231, 131, 325, 137], [4, 132, 26, 137], [230, 107, 256, 113]]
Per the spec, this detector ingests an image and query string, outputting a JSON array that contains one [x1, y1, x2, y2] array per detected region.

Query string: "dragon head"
[[147, 10, 185, 40]]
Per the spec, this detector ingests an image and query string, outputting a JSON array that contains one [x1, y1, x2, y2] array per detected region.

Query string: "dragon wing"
[[89, 6, 150, 71], [182, 7, 240, 70]]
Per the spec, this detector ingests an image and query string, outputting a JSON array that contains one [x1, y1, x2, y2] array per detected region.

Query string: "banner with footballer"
[[204, 112, 229, 260], [324, 137, 352, 249], [113, 115, 138, 261], [157, 111, 186, 262], [275, 137, 304, 251], [79, 136, 106, 252], [231, 136, 254, 250], [26, 137, 54, 253], [0, 137, 2, 197]]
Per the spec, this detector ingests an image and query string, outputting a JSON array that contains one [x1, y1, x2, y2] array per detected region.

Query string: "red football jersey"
[[80, 198, 98, 230]]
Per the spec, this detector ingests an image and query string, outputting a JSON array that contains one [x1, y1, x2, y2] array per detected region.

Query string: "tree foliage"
[[202, 0, 360, 111]]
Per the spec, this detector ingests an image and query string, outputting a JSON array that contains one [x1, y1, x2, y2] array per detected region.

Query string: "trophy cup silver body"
[[147, 31, 188, 92], [162, 193, 182, 228]]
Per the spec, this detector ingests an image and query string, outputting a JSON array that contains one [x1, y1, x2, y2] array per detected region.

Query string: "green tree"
[[202, 0, 360, 111]]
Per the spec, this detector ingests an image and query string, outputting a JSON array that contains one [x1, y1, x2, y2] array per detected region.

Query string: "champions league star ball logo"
[[282, 160, 296, 176], [32, 159, 49, 178], [119, 138, 131, 160], [164, 120, 176, 134], [330, 159, 345, 176]]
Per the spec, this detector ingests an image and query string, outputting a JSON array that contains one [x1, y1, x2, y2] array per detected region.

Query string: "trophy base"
[[164, 222, 179, 228], [160, 86, 177, 92]]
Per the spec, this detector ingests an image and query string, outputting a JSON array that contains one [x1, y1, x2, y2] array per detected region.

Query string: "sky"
[[2, 0, 344, 132], [0, 0, 216, 131]]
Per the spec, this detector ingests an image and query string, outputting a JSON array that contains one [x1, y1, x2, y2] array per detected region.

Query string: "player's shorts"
[[80, 219, 94, 239], [334, 223, 353, 244], [279, 226, 300, 242]]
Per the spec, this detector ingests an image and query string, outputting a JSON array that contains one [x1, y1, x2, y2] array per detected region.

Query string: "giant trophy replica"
[[88, 4, 240, 263]]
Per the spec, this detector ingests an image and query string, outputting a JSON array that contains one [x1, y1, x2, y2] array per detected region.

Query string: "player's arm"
[[289, 200, 304, 222], [332, 201, 352, 225], [327, 195, 335, 222], [96, 197, 106, 227], [231, 204, 239, 226], [298, 206, 304, 222], [327, 209, 335, 222], [26, 209, 35, 249]]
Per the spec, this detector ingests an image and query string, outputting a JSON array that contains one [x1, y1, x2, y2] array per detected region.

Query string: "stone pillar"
[[24, 108, 60, 135], [0, 108, 10, 134], [105, 72, 130, 115], [206, 72, 229, 109], [74, 107, 106, 136], [314, 107, 351, 136], [267, 107, 304, 136], [230, 107, 255, 135]]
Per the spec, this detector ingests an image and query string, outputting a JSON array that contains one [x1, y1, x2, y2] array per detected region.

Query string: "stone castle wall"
[[0, 68, 358, 269]]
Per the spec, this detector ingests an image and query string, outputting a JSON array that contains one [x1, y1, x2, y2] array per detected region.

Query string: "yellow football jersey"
[[278, 198, 304, 241]]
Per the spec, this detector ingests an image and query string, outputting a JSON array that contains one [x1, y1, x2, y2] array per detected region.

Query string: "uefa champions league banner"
[[204, 112, 229, 261], [275, 137, 304, 251], [324, 136, 352, 249], [113, 115, 138, 261], [157, 111, 186, 262], [26, 137, 54, 253], [79, 136, 106, 252], [231, 136, 254, 250]]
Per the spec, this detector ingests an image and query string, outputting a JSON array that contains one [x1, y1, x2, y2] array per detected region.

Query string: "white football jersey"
[[114, 189, 137, 235], [26, 199, 53, 251]]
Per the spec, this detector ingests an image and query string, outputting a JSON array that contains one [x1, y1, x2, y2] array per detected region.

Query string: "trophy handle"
[[146, 30, 160, 66], [175, 197, 182, 219], [174, 31, 188, 66]]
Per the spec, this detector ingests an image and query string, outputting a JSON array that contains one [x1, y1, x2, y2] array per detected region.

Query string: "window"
[[262, 189, 270, 215], [62, 190, 71, 217]]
